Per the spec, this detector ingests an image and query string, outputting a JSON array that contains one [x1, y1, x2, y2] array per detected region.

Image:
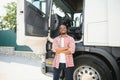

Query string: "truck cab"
[[17, 0, 120, 80]]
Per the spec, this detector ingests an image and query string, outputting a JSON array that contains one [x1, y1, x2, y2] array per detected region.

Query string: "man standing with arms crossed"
[[52, 24, 75, 80]]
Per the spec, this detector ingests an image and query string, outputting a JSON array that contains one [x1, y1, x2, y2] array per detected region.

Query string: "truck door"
[[17, 0, 50, 54]]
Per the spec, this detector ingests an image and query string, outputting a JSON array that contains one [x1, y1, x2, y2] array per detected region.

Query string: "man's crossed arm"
[[56, 47, 71, 55]]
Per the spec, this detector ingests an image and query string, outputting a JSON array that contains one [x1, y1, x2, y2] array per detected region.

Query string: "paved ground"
[[0, 55, 52, 80]]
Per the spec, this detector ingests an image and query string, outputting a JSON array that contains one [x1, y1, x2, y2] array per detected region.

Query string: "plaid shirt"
[[52, 35, 75, 68]]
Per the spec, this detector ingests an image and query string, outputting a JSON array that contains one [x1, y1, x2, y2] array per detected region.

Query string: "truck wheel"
[[73, 55, 113, 80]]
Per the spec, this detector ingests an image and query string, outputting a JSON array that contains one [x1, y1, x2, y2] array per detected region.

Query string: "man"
[[52, 24, 75, 80]]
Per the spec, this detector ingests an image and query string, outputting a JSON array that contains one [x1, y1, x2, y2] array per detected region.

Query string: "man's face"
[[59, 25, 67, 34]]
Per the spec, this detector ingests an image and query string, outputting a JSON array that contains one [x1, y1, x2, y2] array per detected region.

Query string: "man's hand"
[[62, 50, 71, 55], [56, 47, 72, 55], [56, 47, 68, 54]]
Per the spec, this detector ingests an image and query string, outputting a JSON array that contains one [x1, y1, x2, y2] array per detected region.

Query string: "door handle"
[[20, 11, 23, 13]]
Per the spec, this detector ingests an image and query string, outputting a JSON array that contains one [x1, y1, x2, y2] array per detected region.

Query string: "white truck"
[[17, 0, 120, 80]]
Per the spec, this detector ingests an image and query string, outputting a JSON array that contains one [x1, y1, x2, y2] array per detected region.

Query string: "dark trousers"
[[53, 63, 73, 80]]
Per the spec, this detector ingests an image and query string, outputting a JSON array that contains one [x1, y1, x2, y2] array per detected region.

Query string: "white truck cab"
[[17, 0, 120, 80]]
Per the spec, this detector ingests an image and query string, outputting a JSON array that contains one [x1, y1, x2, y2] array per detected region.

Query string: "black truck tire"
[[73, 54, 113, 80]]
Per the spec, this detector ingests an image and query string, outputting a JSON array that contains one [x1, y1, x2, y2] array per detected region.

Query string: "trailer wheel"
[[73, 55, 113, 80]]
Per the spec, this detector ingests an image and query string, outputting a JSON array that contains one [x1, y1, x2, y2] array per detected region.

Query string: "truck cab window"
[[26, 0, 46, 14], [73, 13, 81, 27], [24, 0, 48, 37]]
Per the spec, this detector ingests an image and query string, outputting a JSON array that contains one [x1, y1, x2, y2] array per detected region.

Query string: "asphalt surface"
[[0, 55, 52, 80]]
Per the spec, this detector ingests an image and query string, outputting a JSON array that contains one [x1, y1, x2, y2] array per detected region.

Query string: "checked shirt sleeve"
[[52, 38, 59, 52], [68, 37, 75, 54]]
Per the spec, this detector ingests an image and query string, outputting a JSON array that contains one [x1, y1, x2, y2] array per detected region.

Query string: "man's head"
[[59, 25, 67, 35]]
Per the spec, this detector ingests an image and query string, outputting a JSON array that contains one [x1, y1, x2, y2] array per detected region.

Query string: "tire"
[[73, 54, 113, 80]]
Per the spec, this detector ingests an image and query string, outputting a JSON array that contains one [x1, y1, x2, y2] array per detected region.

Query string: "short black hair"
[[59, 24, 67, 30]]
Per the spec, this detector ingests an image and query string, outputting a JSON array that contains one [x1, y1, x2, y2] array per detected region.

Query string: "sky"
[[0, 0, 16, 16]]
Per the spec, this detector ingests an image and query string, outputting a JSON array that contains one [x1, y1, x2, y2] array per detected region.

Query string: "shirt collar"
[[59, 34, 68, 38]]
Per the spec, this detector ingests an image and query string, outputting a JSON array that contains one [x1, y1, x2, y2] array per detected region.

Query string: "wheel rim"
[[73, 65, 101, 80]]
